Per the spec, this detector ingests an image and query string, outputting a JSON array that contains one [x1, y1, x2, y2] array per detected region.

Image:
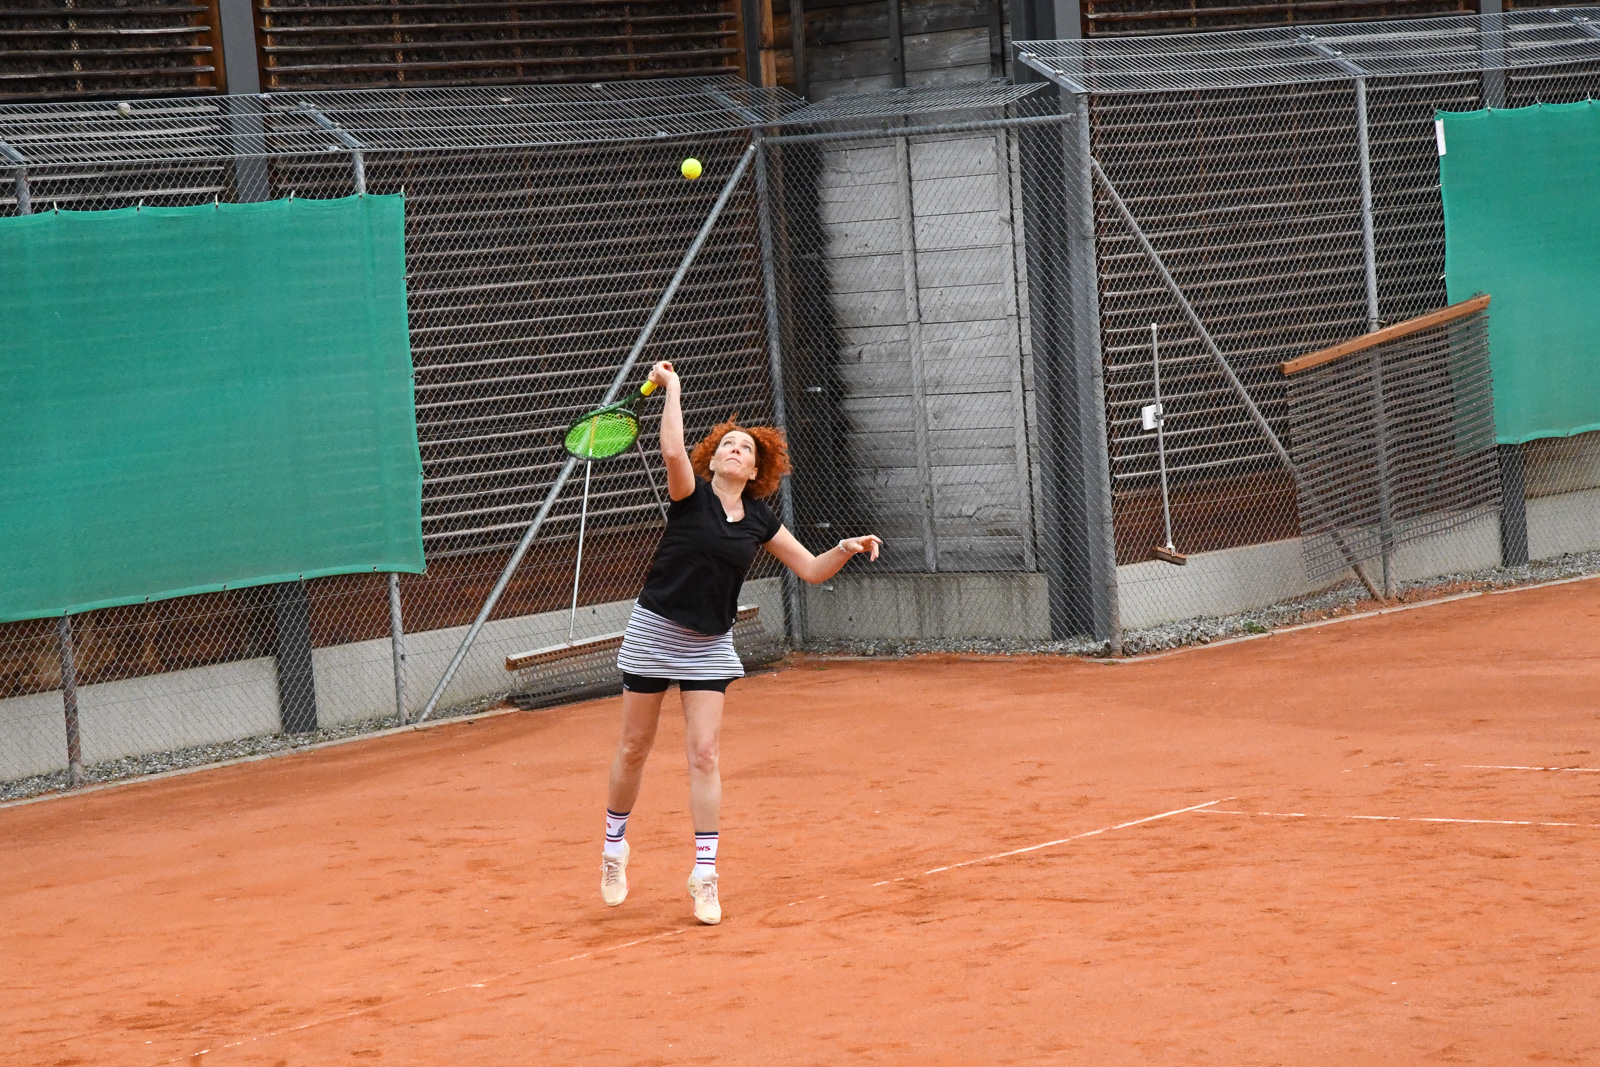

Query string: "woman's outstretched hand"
[[648, 360, 680, 393], [838, 535, 882, 562]]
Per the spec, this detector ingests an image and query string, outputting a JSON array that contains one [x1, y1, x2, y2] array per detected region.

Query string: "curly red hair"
[[690, 419, 790, 499]]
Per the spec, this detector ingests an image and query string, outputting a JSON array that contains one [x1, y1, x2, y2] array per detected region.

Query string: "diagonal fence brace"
[[415, 142, 758, 722], [1089, 157, 1386, 603]]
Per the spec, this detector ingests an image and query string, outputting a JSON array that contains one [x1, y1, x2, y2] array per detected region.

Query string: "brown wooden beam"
[[1281, 294, 1491, 376]]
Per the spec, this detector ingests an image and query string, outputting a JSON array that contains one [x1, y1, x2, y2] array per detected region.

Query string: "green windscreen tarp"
[[1439, 101, 1600, 444], [0, 196, 423, 623]]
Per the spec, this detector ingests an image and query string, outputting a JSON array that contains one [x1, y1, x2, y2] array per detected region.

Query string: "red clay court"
[[5, 578, 1599, 1065]]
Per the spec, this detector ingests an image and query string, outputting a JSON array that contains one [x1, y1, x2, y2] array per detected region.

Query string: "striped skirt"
[[616, 603, 744, 681]]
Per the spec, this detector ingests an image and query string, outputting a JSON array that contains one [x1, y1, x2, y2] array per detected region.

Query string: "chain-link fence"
[[0, 80, 803, 794], [7, 14, 1600, 797], [1014, 9, 1600, 637]]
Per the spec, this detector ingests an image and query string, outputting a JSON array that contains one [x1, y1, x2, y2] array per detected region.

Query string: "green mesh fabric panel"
[[565, 409, 639, 459], [0, 196, 423, 623], [1440, 101, 1600, 444]]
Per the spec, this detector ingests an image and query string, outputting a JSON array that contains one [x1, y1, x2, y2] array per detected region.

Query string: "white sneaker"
[[687, 869, 721, 925], [601, 840, 629, 907]]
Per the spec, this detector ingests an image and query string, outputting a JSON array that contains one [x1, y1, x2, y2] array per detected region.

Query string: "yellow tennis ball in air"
[[681, 157, 703, 180]]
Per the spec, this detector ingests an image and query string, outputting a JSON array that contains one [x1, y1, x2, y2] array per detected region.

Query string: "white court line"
[[145, 796, 1233, 1063], [1195, 808, 1600, 830], [1462, 764, 1600, 773], [871, 797, 1235, 886]]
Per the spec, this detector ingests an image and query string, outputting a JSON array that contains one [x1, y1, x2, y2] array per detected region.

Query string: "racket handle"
[[640, 380, 658, 397]]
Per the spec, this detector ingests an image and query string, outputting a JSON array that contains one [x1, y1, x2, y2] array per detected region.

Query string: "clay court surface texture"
[[5, 579, 1599, 1065]]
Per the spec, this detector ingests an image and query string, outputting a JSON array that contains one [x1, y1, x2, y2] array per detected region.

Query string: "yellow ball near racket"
[[681, 157, 702, 180]]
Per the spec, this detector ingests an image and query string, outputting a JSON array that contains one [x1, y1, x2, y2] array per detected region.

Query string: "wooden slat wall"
[[255, 0, 743, 89], [813, 131, 1035, 571], [0, 1, 223, 102], [766, 0, 1006, 99]]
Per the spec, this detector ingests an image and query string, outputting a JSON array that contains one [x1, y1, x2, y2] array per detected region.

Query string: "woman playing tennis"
[[600, 360, 881, 924]]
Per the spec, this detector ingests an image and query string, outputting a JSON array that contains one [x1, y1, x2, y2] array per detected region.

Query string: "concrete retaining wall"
[[0, 578, 788, 783], [800, 572, 1050, 640]]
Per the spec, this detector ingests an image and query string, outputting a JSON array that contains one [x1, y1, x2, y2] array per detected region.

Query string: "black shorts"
[[621, 672, 734, 695]]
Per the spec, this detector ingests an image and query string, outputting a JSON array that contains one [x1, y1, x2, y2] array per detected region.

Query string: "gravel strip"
[[0, 692, 508, 804], [802, 549, 1600, 660]]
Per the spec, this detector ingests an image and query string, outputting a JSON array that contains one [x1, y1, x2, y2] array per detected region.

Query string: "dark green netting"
[[1440, 101, 1600, 444], [0, 196, 423, 623]]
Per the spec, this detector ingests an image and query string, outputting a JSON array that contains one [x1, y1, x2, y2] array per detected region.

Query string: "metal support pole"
[[1066, 96, 1121, 651], [387, 572, 407, 723], [272, 580, 318, 733], [636, 439, 670, 520], [1498, 444, 1530, 567], [1352, 76, 1396, 594], [568, 461, 593, 643], [2, 140, 30, 216], [226, 96, 271, 203], [1481, 5, 1508, 107], [1370, 350, 1397, 597], [1354, 78, 1380, 334], [298, 101, 366, 194], [417, 143, 758, 722], [1151, 324, 1176, 555], [58, 616, 84, 787], [711, 90, 806, 645], [1015, 86, 1120, 646]]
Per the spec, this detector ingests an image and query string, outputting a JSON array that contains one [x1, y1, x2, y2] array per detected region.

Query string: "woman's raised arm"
[[648, 361, 696, 501], [764, 527, 881, 584]]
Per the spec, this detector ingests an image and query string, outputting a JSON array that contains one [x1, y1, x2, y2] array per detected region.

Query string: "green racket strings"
[[565, 408, 639, 460]]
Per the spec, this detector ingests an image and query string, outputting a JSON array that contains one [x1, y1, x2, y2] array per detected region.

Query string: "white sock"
[[694, 831, 718, 877], [604, 808, 629, 858]]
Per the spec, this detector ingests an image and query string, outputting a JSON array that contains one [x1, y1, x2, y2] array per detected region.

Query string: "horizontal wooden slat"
[[0, 1, 219, 102]]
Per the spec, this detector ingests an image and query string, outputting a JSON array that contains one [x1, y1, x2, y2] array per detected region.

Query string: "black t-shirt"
[[637, 477, 782, 635]]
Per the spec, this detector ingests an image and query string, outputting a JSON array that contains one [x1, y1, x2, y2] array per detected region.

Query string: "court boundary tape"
[[140, 796, 1232, 1066], [1096, 569, 1600, 666], [1194, 807, 1600, 830]]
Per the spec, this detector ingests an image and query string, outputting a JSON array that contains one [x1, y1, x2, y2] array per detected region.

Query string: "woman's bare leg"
[[681, 689, 725, 832], [608, 689, 666, 814]]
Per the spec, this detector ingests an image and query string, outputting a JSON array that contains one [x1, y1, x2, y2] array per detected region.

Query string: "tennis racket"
[[563, 380, 658, 461]]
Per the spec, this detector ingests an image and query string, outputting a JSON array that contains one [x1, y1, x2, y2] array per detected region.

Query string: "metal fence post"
[[225, 96, 271, 203], [272, 581, 318, 733], [388, 572, 408, 723], [1015, 78, 1121, 647], [1481, 5, 1507, 108], [1353, 75, 1397, 595], [1498, 444, 1530, 566], [298, 101, 366, 194], [57, 616, 84, 787], [752, 130, 807, 646], [1, 140, 30, 215]]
